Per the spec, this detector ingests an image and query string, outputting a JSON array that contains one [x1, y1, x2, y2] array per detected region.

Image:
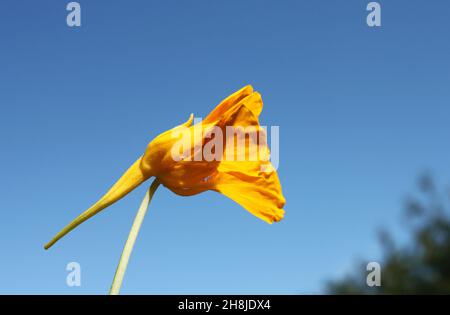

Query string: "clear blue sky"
[[1, 1, 449, 294]]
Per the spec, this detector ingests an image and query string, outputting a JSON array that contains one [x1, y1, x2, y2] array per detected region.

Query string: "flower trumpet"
[[44, 85, 286, 293]]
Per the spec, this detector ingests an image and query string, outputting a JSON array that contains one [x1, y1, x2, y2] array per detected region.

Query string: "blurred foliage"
[[326, 174, 450, 294]]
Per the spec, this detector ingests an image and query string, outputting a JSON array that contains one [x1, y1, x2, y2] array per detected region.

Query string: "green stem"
[[109, 178, 160, 295]]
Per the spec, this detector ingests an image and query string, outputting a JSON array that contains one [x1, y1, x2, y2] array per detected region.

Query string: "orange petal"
[[214, 99, 285, 223], [240, 91, 263, 118], [203, 85, 254, 124], [214, 161, 285, 223]]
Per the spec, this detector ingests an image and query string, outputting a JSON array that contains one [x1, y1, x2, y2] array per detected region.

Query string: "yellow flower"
[[45, 85, 285, 250]]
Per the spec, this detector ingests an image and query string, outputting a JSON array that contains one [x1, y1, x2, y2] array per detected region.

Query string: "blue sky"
[[0, 0, 449, 294]]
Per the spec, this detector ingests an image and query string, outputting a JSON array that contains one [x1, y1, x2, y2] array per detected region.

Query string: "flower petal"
[[214, 101, 285, 223], [214, 162, 285, 223], [203, 85, 254, 124]]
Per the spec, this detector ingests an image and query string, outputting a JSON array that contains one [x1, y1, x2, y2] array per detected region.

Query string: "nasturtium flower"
[[45, 85, 285, 250]]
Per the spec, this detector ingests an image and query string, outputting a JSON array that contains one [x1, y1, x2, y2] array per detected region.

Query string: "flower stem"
[[109, 178, 160, 295]]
